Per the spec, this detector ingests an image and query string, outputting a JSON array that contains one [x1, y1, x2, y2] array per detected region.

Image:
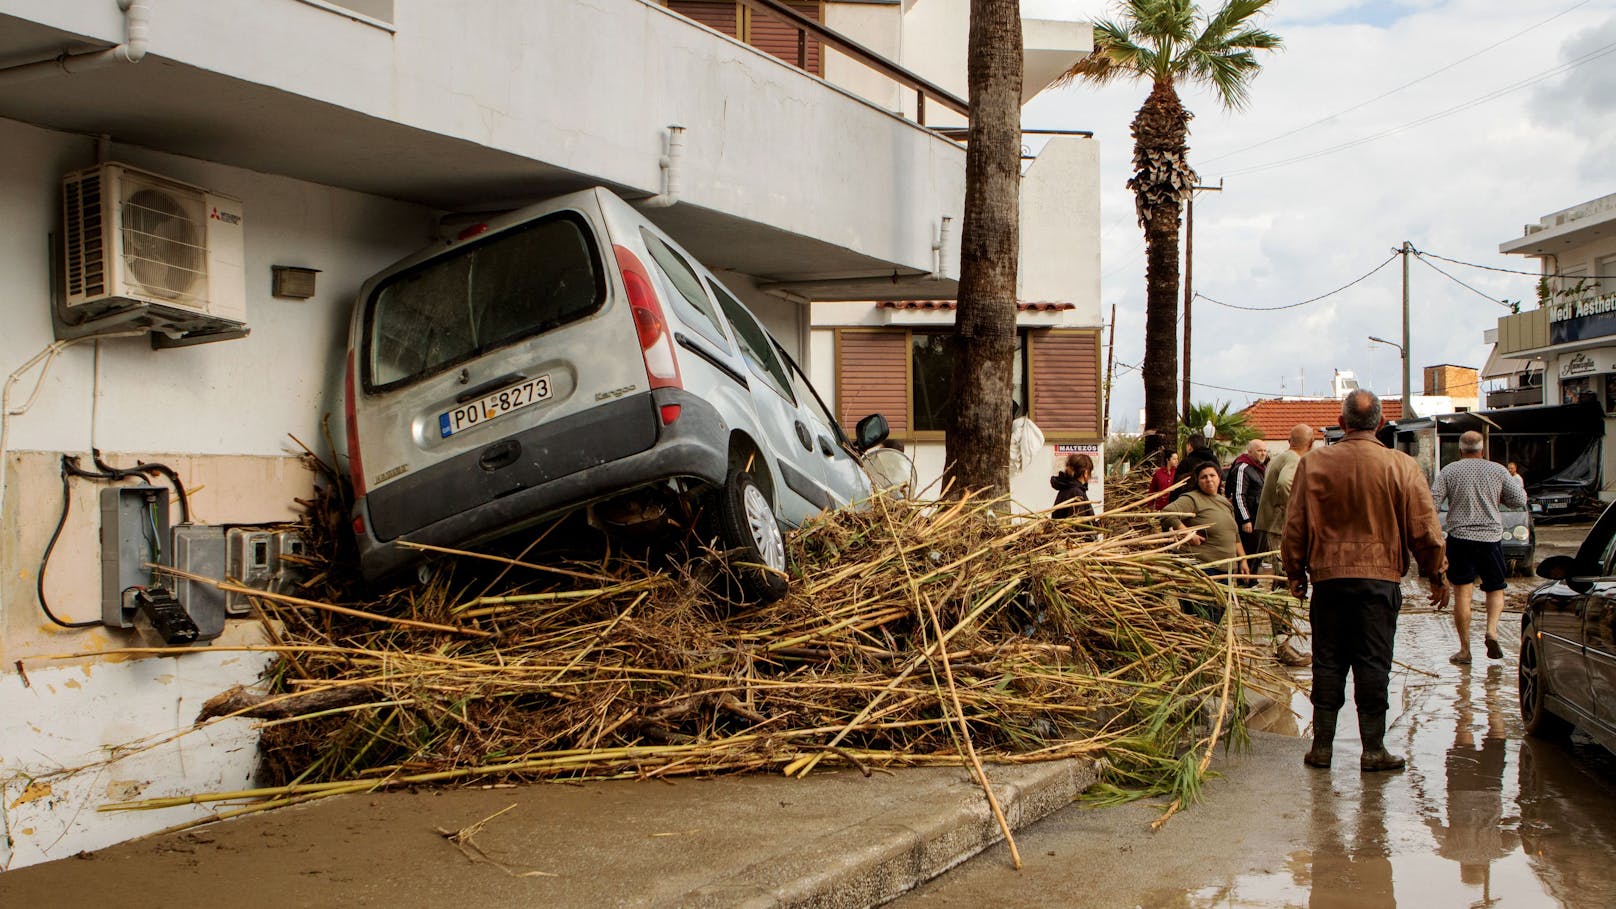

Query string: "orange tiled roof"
[[1237, 398, 1404, 442], [875, 300, 1076, 312]]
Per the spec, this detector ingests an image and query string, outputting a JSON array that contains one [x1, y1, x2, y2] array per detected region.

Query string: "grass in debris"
[[114, 456, 1297, 830]]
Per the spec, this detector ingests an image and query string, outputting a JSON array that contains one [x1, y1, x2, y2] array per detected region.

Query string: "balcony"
[[1486, 386, 1544, 409], [0, 0, 972, 298]]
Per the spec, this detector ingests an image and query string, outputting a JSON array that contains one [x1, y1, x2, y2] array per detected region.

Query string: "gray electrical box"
[[165, 524, 307, 637], [100, 485, 170, 628], [171, 525, 229, 640]]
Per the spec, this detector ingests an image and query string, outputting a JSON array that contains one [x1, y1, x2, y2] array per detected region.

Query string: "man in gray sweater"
[[1431, 431, 1528, 665]]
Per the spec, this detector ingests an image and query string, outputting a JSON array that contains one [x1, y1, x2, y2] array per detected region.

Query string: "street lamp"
[[1368, 335, 1406, 411]]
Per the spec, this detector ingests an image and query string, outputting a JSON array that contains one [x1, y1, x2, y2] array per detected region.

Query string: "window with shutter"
[[1029, 330, 1102, 440], [666, 1, 738, 34], [836, 329, 908, 435], [743, 2, 823, 75]]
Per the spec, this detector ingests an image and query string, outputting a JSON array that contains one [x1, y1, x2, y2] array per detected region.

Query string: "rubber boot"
[[1304, 708, 1337, 768], [1358, 711, 1406, 772]]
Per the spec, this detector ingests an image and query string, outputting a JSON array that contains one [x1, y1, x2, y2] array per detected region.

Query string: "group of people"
[[1124, 390, 1529, 774]]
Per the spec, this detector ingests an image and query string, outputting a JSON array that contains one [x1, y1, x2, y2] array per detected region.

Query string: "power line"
[[1218, 36, 1616, 179], [1200, 0, 1593, 168], [1114, 360, 1286, 399], [1196, 253, 1400, 312], [1412, 252, 1514, 307], [1418, 248, 1616, 281]]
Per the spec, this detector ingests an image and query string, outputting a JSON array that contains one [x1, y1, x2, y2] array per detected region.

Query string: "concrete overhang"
[[0, 3, 962, 302], [1500, 192, 1616, 258], [1022, 19, 1092, 103]]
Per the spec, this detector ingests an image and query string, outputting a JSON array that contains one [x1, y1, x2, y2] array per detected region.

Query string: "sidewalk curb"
[[669, 759, 1098, 909]]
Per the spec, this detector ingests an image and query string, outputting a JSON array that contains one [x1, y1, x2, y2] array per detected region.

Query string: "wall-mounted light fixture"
[[271, 265, 320, 300]]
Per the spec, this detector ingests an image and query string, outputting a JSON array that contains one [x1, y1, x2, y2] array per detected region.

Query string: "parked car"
[[1521, 501, 1616, 755], [1437, 504, 1536, 576], [343, 186, 893, 600]]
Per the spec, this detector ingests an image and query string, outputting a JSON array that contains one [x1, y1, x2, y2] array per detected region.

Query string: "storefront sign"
[[1549, 290, 1616, 345], [1561, 351, 1598, 377], [1055, 444, 1100, 454]]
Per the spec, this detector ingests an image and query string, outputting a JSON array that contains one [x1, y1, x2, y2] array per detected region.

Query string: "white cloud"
[[1023, 0, 1616, 432]]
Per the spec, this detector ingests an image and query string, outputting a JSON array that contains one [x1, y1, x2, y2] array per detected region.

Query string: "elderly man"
[[1283, 390, 1446, 772], [1226, 439, 1267, 567], [1255, 424, 1314, 658], [1432, 430, 1528, 665]]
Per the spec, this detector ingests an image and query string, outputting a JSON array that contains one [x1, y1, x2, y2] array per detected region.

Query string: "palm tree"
[[1179, 400, 1258, 462], [944, 0, 1022, 501], [1064, 0, 1280, 448]]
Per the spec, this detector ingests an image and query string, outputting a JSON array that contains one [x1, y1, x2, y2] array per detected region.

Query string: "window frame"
[[907, 328, 1030, 440], [361, 210, 605, 394]]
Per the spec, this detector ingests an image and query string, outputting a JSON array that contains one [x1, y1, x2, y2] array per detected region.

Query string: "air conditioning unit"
[[57, 162, 248, 346]]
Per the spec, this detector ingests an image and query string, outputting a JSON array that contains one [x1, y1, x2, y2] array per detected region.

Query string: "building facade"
[[0, 0, 1096, 867], [1490, 191, 1616, 498]]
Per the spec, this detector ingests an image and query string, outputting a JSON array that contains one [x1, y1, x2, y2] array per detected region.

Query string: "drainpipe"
[[933, 216, 952, 280], [0, 0, 151, 88], [639, 125, 686, 209]]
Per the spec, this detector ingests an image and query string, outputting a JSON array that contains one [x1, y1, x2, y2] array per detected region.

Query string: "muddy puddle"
[[1208, 610, 1616, 907]]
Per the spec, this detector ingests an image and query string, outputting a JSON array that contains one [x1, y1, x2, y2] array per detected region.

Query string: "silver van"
[[343, 187, 891, 600]]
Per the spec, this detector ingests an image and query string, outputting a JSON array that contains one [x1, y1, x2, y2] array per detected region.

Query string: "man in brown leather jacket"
[[1282, 390, 1446, 772]]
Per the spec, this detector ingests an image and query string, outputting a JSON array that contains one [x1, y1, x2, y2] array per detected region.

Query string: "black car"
[[1523, 502, 1616, 754]]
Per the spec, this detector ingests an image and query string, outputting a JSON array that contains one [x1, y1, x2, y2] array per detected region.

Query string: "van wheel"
[[713, 470, 789, 604]]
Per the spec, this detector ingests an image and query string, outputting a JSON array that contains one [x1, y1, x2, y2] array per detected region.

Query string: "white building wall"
[[8, 0, 965, 277], [0, 117, 437, 869], [1019, 137, 1100, 320]]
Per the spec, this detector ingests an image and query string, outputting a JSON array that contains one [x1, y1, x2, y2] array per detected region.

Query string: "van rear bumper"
[[355, 389, 728, 581]]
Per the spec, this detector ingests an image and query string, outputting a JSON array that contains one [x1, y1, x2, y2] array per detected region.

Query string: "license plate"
[[439, 375, 552, 438]]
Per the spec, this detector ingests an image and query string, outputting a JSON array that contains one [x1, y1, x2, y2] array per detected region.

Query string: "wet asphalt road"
[[893, 609, 1616, 908]]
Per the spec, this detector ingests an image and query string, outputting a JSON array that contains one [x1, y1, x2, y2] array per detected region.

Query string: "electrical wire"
[[1219, 36, 1616, 179], [1200, 1, 1594, 168], [1416, 249, 1616, 281], [37, 458, 101, 628], [1196, 253, 1401, 312], [1412, 253, 1514, 308], [1113, 360, 1287, 399]]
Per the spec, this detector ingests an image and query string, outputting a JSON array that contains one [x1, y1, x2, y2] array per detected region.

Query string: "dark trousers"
[[1309, 578, 1401, 714]]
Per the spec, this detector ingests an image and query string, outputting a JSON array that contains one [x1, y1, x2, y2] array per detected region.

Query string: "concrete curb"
[[669, 759, 1098, 909]]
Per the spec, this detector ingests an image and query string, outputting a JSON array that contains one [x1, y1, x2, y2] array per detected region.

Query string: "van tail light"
[[613, 244, 683, 393], [344, 349, 367, 499]]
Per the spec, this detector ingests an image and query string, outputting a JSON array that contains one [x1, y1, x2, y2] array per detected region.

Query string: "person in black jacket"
[[1050, 453, 1095, 519], [1225, 440, 1267, 580], [1173, 433, 1221, 489]]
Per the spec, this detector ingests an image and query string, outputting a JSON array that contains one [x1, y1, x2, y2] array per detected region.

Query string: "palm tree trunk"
[[1129, 79, 1194, 445], [945, 0, 1022, 500]]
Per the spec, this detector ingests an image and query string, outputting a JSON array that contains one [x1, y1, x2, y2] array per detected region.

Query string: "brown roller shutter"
[[1030, 330, 1101, 439], [836, 329, 908, 436], [744, 1, 822, 74], [667, 1, 738, 35]]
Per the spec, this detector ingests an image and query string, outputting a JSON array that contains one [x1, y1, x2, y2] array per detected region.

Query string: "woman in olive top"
[[1163, 462, 1248, 621]]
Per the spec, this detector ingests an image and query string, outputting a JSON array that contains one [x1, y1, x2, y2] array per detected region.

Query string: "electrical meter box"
[[166, 524, 308, 638], [100, 485, 170, 628], [171, 525, 229, 639]]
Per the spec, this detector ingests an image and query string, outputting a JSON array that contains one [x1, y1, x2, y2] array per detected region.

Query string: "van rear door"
[[353, 188, 654, 542]]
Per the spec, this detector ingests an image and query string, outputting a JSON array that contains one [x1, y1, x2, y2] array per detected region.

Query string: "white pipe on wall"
[[639, 125, 686, 209], [0, 0, 151, 87]]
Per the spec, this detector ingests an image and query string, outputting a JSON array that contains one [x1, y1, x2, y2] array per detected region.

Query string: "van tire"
[[713, 470, 789, 604]]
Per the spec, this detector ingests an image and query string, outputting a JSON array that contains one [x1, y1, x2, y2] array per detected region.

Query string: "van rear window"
[[365, 213, 604, 390]]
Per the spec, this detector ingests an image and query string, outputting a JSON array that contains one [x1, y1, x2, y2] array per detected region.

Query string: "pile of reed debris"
[[128, 471, 1296, 829]]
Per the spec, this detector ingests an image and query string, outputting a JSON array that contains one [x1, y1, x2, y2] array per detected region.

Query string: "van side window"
[[640, 230, 729, 351], [779, 342, 845, 443], [366, 213, 602, 389], [708, 280, 794, 404]]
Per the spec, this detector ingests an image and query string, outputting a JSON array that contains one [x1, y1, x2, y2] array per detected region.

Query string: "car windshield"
[[365, 213, 603, 389]]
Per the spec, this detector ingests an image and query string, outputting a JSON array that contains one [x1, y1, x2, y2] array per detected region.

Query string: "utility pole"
[[1399, 240, 1412, 416], [1181, 180, 1223, 424], [1102, 303, 1117, 437]]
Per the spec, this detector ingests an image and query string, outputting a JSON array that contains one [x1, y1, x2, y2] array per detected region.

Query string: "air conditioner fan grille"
[[122, 187, 205, 302]]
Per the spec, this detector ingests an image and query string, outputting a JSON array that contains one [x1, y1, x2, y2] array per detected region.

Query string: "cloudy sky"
[[1016, 0, 1616, 431]]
